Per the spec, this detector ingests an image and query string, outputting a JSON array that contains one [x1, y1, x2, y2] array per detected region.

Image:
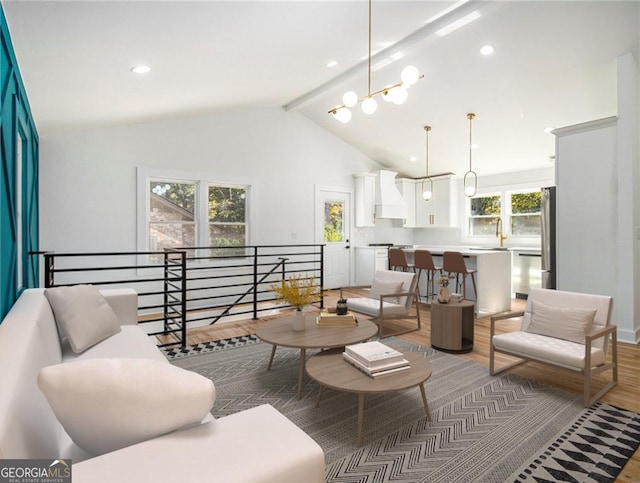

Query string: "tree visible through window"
[[208, 185, 247, 256], [468, 194, 500, 236], [146, 176, 249, 260], [149, 180, 196, 253], [511, 191, 541, 236], [324, 201, 344, 242]]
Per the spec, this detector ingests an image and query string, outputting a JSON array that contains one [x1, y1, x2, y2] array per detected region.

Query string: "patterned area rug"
[[169, 337, 640, 483]]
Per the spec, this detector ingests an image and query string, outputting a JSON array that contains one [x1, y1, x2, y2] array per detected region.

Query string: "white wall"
[[39, 108, 382, 252], [553, 50, 640, 345]]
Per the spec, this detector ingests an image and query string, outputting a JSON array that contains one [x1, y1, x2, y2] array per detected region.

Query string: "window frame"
[[465, 187, 542, 244], [506, 188, 542, 238], [467, 191, 502, 239], [137, 167, 251, 263]]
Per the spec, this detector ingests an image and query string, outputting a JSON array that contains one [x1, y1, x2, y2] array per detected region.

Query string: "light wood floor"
[[181, 288, 640, 482]]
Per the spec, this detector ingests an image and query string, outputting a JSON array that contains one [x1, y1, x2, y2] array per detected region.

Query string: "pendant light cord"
[[367, 0, 372, 97], [468, 113, 475, 171], [425, 125, 431, 177]]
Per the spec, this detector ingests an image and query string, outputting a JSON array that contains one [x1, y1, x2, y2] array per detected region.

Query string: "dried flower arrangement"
[[437, 273, 456, 287], [270, 275, 320, 310]]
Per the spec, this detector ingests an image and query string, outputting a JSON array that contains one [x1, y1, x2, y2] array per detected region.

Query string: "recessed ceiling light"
[[409, 156, 417, 162], [326, 60, 338, 68], [480, 45, 495, 56], [130, 65, 151, 74]]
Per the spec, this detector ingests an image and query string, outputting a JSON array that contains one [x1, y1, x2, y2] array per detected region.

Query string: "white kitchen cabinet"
[[353, 173, 376, 227], [415, 175, 456, 227], [354, 247, 389, 285], [395, 179, 418, 227]]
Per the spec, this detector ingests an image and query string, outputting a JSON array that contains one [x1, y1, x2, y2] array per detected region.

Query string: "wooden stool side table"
[[430, 300, 475, 352]]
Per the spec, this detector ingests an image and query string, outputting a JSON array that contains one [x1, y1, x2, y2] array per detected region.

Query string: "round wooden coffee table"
[[255, 314, 378, 399], [305, 349, 432, 446]]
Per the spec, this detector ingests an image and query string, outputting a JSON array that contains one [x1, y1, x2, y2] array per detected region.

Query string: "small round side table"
[[430, 299, 475, 352]]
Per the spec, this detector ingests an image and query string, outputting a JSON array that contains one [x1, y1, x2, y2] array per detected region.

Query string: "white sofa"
[[0, 288, 325, 482]]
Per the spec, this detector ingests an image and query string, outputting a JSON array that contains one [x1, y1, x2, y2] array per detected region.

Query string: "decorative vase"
[[292, 309, 306, 331], [438, 285, 451, 304], [336, 299, 348, 315]]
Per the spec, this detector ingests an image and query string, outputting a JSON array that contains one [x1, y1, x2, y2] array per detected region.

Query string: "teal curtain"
[[0, 5, 39, 321]]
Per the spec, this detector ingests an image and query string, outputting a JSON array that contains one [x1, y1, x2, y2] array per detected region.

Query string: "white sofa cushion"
[[492, 330, 606, 370], [44, 285, 121, 353], [38, 358, 216, 456], [368, 278, 403, 304], [72, 404, 326, 483], [347, 297, 407, 317], [62, 326, 169, 364], [526, 300, 596, 344]]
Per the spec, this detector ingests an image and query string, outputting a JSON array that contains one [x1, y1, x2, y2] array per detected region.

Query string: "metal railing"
[[37, 244, 324, 349]]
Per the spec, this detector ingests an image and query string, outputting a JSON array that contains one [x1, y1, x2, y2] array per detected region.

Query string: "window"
[[468, 194, 500, 236], [324, 201, 345, 242], [208, 185, 248, 256], [139, 168, 250, 260], [467, 189, 541, 239], [510, 191, 541, 236], [149, 180, 196, 252]]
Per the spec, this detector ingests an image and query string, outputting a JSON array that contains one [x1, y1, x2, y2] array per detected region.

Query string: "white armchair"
[[490, 288, 617, 407], [347, 270, 420, 337]]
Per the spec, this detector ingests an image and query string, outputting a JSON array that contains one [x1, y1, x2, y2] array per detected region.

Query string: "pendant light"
[[328, 0, 423, 123], [463, 113, 477, 197], [422, 125, 433, 201]]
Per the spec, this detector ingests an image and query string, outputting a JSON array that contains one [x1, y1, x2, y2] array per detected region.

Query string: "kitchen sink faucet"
[[496, 218, 508, 247]]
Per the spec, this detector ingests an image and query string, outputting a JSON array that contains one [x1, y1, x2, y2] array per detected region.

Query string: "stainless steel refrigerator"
[[540, 186, 556, 289]]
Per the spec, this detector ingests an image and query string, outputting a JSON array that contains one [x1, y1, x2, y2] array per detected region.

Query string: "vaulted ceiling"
[[3, 1, 638, 178]]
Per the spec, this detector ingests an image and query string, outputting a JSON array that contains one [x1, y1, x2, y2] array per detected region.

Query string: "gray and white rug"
[[170, 337, 640, 483]]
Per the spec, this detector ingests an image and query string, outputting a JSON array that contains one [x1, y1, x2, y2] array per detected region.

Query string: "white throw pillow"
[[38, 358, 216, 456], [44, 285, 121, 353], [368, 279, 404, 304], [526, 300, 596, 344]]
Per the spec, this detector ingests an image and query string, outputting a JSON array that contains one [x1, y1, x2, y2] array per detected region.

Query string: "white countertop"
[[405, 245, 511, 257], [355, 245, 540, 255]]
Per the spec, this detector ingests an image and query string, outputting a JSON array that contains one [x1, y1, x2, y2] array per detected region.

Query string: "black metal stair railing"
[[36, 244, 324, 349]]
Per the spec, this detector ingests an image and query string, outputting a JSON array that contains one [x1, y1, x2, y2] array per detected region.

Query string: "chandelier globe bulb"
[[361, 97, 378, 114], [333, 107, 352, 123], [342, 91, 358, 108], [391, 87, 408, 105], [401, 65, 420, 87]]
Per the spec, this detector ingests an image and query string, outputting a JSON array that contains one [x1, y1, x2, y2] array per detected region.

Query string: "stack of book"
[[343, 341, 410, 378], [316, 311, 357, 327]]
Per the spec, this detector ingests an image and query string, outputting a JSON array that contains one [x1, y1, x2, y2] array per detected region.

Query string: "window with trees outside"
[[324, 201, 344, 242], [467, 189, 541, 238], [510, 191, 541, 236], [468, 194, 501, 236], [146, 175, 249, 260]]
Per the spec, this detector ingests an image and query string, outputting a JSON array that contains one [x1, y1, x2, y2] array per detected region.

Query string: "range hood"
[[374, 170, 408, 219]]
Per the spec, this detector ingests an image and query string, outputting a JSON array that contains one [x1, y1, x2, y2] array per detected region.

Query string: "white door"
[[316, 188, 351, 289]]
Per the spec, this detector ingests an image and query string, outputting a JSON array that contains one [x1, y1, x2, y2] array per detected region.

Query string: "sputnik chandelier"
[[328, 0, 423, 123]]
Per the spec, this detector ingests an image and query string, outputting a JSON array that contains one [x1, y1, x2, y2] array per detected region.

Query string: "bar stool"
[[443, 251, 477, 300], [388, 247, 413, 272], [413, 249, 442, 302]]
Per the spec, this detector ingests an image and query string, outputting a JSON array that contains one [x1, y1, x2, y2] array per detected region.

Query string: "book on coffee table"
[[316, 311, 357, 326], [345, 341, 404, 368], [342, 352, 410, 378]]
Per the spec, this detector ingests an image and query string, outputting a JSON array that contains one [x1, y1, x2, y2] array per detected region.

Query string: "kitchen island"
[[403, 246, 512, 316]]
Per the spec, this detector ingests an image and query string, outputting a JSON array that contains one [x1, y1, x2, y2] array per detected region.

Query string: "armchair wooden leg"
[[583, 332, 618, 407]]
